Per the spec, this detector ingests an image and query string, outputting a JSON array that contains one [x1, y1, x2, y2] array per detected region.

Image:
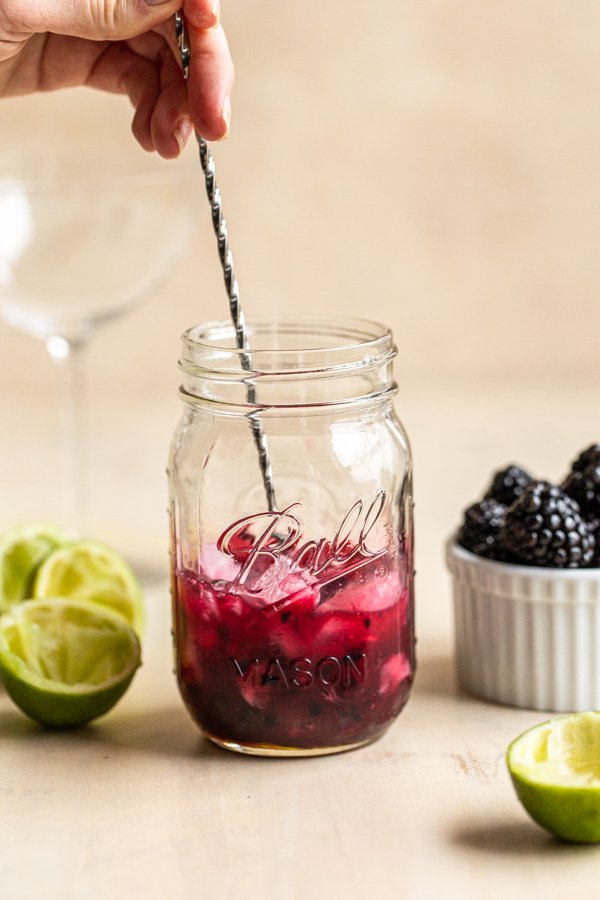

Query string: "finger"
[[183, 0, 219, 30], [127, 30, 193, 158], [4, 0, 182, 42], [150, 52, 191, 158], [186, 22, 234, 141], [86, 33, 193, 158], [153, 16, 184, 61], [124, 29, 168, 62], [1, 33, 109, 92], [0, 32, 29, 64], [85, 42, 160, 151], [151, 16, 234, 140]]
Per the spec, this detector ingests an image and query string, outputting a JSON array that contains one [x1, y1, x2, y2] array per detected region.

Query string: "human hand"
[[0, 0, 234, 158]]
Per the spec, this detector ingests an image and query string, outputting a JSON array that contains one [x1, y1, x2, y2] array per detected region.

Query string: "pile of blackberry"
[[457, 445, 600, 568]]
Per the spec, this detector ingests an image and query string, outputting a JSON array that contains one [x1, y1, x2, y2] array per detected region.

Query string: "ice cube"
[[316, 568, 405, 614], [238, 679, 268, 709], [379, 653, 410, 693], [240, 554, 296, 606], [199, 543, 241, 582]]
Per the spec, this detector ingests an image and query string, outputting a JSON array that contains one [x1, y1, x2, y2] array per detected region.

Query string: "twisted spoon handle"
[[175, 12, 277, 512]]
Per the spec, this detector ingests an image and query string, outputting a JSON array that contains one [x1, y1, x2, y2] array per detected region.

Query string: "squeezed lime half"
[[507, 711, 600, 843], [0, 523, 73, 612], [0, 597, 141, 728], [33, 540, 144, 634]]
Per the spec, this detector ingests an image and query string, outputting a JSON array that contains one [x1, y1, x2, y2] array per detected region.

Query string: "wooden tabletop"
[[0, 574, 594, 900], [1, 377, 599, 900]]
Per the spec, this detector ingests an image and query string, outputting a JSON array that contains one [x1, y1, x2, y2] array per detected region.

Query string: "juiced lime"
[[0, 523, 73, 612], [507, 711, 600, 843], [33, 540, 144, 634], [0, 597, 141, 728]]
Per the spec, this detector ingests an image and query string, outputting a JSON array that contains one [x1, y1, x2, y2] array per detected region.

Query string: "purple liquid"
[[173, 544, 414, 751]]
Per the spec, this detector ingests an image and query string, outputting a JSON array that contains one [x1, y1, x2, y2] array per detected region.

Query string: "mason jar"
[[168, 316, 415, 756]]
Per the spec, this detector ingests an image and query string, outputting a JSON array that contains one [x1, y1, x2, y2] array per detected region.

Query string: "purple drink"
[[173, 532, 414, 752]]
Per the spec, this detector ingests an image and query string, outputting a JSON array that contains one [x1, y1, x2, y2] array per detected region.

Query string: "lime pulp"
[[507, 711, 600, 843], [0, 524, 73, 612], [0, 597, 141, 728], [33, 540, 144, 634]]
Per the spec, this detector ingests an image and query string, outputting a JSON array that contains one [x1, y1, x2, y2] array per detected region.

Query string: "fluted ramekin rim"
[[446, 537, 600, 581]]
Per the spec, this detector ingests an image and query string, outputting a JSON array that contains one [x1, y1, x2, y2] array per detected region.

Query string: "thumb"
[[4, 0, 183, 42]]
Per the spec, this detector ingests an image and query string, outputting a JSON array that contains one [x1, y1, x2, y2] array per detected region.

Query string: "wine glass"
[[0, 92, 197, 536]]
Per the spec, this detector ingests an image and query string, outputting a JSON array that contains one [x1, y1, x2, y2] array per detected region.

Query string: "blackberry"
[[500, 481, 595, 569], [587, 517, 600, 567], [570, 444, 600, 474], [484, 464, 533, 508], [562, 464, 600, 519], [458, 498, 507, 560]]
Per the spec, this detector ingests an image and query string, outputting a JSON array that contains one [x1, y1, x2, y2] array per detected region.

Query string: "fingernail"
[[195, 1, 219, 26], [144, 0, 172, 5], [220, 96, 231, 140], [174, 117, 194, 154]]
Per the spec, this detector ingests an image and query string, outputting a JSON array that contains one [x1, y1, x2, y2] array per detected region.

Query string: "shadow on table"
[[0, 701, 231, 762], [98, 706, 305, 766], [98, 705, 235, 761], [451, 820, 592, 857], [0, 707, 40, 738], [413, 654, 456, 698], [412, 652, 476, 704]]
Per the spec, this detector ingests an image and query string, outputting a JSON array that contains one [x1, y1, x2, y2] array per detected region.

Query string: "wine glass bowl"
[[0, 92, 198, 534], [0, 167, 194, 343]]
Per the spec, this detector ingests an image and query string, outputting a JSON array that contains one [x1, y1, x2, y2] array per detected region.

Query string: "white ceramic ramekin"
[[446, 540, 600, 712]]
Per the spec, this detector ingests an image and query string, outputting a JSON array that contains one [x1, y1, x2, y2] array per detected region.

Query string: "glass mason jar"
[[168, 316, 415, 756]]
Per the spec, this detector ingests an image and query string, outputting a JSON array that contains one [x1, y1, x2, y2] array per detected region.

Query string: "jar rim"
[[180, 315, 394, 375]]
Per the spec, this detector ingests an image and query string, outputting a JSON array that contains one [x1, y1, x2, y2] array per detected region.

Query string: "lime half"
[[0, 523, 73, 612], [33, 540, 144, 634], [507, 711, 600, 843], [0, 597, 141, 728]]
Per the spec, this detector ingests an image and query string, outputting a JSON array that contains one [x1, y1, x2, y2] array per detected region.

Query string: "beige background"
[[1, 0, 600, 618], [0, 0, 599, 613], [1, 3, 600, 898]]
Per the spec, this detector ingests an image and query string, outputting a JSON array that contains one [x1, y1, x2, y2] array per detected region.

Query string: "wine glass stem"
[[46, 335, 87, 534]]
